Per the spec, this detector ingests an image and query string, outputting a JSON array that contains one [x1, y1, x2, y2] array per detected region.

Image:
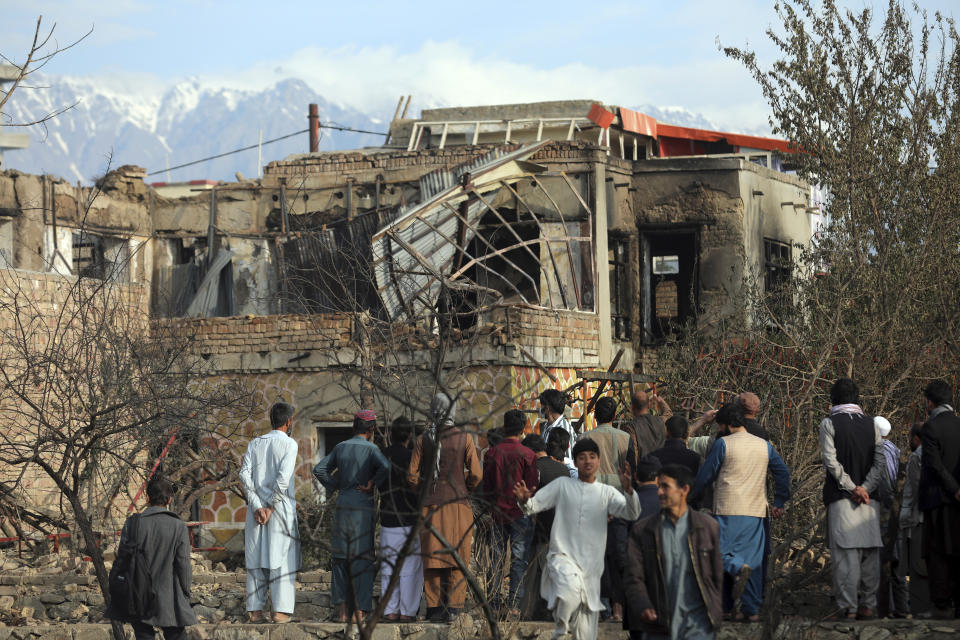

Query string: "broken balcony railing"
[[371, 140, 596, 323]]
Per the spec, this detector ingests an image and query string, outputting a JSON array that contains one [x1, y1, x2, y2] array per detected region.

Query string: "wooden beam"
[[575, 370, 656, 383], [519, 345, 558, 383], [574, 347, 624, 432]]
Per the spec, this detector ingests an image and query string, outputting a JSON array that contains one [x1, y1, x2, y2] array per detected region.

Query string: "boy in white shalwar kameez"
[[239, 402, 301, 623], [514, 438, 642, 640]]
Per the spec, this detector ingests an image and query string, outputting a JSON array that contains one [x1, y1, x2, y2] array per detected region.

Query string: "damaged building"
[[0, 99, 814, 530]]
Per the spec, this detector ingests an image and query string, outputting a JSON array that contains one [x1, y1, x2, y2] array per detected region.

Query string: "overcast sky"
[[2, 0, 957, 132]]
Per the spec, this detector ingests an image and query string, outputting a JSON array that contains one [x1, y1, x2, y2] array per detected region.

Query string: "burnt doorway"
[[640, 229, 699, 343]]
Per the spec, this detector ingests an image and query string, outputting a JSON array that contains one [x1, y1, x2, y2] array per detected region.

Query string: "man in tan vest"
[[691, 402, 790, 622]]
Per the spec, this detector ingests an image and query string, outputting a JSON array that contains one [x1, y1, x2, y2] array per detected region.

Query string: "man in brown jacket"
[[408, 393, 483, 622], [622, 464, 722, 640]]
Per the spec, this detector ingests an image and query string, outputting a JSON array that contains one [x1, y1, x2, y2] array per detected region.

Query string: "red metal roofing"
[[619, 107, 658, 138], [617, 106, 793, 155], [588, 103, 616, 129], [655, 123, 793, 154]]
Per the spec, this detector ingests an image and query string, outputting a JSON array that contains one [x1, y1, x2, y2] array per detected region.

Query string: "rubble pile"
[[0, 550, 335, 627], [0, 551, 956, 638]]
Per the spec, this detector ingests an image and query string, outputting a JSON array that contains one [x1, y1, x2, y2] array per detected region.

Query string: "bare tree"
[[0, 180, 254, 639], [0, 15, 91, 134]]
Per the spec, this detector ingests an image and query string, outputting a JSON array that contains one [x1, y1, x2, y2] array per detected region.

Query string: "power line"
[[147, 123, 389, 177], [148, 129, 306, 176]]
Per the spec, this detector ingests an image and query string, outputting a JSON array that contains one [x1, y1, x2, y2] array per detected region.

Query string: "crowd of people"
[[107, 377, 960, 640]]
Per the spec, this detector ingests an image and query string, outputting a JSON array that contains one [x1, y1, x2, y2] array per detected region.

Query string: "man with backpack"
[[106, 477, 197, 639]]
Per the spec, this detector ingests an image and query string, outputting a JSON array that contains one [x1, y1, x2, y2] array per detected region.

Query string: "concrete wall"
[[630, 156, 810, 335], [737, 163, 811, 284], [0, 170, 154, 282]]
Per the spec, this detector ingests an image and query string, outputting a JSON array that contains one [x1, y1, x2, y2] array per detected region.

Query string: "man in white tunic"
[[514, 438, 641, 640], [239, 402, 301, 623]]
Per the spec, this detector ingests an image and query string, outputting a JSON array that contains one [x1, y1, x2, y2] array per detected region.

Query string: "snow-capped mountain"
[[3, 75, 387, 183], [632, 104, 718, 131], [1, 74, 729, 184]]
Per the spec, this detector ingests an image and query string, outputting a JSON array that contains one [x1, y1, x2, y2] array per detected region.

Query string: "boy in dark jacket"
[[623, 464, 722, 640]]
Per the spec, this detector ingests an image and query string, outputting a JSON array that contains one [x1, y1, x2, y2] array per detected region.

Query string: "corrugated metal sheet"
[[417, 146, 517, 202], [371, 141, 550, 320], [280, 207, 400, 314]]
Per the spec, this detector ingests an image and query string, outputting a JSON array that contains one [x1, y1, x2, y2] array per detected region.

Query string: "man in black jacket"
[[918, 379, 960, 619], [379, 417, 423, 621], [650, 416, 700, 475], [106, 477, 197, 640]]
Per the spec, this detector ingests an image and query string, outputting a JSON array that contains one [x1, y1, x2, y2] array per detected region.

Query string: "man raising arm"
[[513, 439, 640, 640]]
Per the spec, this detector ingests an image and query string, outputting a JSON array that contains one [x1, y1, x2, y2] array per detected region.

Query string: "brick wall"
[[655, 280, 678, 318], [265, 141, 600, 177], [155, 309, 601, 364], [0, 268, 150, 525], [0, 269, 147, 313], [156, 314, 353, 355], [493, 306, 600, 350]]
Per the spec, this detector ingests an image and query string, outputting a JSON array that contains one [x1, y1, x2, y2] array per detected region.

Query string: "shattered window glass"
[[652, 255, 680, 275]]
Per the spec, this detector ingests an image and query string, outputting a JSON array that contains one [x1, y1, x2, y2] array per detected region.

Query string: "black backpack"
[[108, 514, 158, 620]]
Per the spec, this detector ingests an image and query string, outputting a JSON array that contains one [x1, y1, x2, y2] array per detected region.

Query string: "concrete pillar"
[[593, 158, 612, 365]]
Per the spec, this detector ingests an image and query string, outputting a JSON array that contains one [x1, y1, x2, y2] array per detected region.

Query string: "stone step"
[[0, 619, 956, 640], [0, 621, 632, 640], [0, 570, 330, 587], [0, 572, 334, 625]]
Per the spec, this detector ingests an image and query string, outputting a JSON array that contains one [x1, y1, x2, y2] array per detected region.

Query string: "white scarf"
[[830, 403, 864, 416]]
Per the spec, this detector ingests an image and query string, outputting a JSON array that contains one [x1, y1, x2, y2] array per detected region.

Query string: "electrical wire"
[[147, 123, 389, 177]]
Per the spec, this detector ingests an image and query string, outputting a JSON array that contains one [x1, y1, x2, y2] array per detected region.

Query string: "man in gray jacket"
[[107, 477, 197, 639]]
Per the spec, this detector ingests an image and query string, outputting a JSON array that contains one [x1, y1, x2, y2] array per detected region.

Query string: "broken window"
[[609, 235, 631, 340], [442, 208, 542, 332], [764, 238, 793, 314], [472, 211, 540, 302], [371, 141, 596, 326], [72, 231, 129, 281], [640, 228, 698, 344], [764, 238, 791, 292]]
